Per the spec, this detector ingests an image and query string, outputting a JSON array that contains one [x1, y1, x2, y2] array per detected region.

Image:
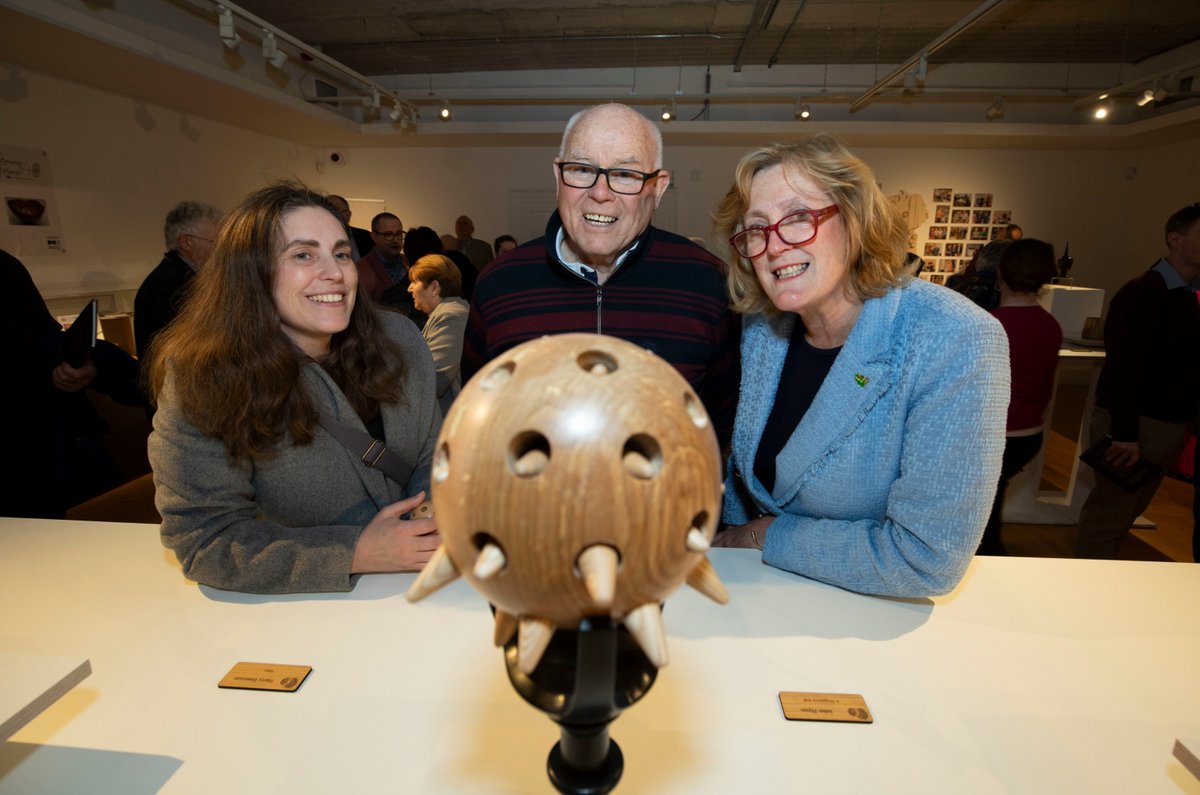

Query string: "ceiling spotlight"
[[1137, 88, 1156, 107], [261, 31, 286, 69], [390, 104, 403, 122], [1154, 87, 1168, 102], [795, 102, 811, 121], [985, 97, 1005, 121], [661, 102, 675, 122], [399, 110, 417, 133], [218, 6, 240, 49], [1093, 104, 1110, 120], [438, 100, 451, 121]]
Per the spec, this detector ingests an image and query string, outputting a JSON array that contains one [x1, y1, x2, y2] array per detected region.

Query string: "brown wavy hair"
[[712, 135, 908, 317], [146, 183, 408, 461]]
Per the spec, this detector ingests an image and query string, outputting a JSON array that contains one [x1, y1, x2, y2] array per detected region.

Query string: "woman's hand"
[[352, 491, 441, 573], [712, 516, 772, 550]]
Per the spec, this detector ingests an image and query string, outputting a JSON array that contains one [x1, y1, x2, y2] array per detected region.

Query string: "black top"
[[1096, 264, 1200, 439], [134, 251, 195, 360], [753, 320, 842, 493]]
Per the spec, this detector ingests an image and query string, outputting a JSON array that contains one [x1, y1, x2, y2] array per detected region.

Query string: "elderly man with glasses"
[[462, 102, 738, 447]]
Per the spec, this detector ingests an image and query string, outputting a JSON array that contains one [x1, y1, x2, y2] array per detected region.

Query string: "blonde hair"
[[409, 254, 462, 298], [712, 134, 908, 316]]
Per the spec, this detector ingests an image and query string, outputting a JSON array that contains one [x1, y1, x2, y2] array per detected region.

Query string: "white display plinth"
[[1039, 284, 1105, 343]]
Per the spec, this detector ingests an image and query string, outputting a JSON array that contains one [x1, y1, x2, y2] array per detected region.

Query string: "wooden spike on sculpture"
[[622, 450, 654, 479], [685, 528, 710, 552], [590, 363, 607, 375], [577, 544, 618, 608], [405, 546, 461, 603], [494, 609, 518, 647], [513, 449, 548, 477], [624, 602, 669, 669], [473, 543, 507, 580], [518, 616, 556, 675], [685, 557, 729, 605]]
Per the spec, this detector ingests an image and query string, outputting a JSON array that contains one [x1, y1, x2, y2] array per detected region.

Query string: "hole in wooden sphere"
[[622, 434, 662, 479], [684, 392, 709, 428], [481, 361, 515, 391], [432, 443, 450, 482], [577, 350, 618, 375], [690, 510, 711, 536], [508, 431, 550, 477]]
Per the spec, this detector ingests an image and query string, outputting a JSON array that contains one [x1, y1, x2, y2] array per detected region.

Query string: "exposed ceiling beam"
[[849, 0, 1009, 112], [732, 0, 781, 73]]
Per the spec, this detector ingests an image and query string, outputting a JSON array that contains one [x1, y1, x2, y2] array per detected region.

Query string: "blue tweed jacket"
[[722, 278, 1010, 597]]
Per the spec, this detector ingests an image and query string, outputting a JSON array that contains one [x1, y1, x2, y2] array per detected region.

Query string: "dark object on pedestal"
[[1057, 242, 1074, 279], [505, 617, 657, 794]]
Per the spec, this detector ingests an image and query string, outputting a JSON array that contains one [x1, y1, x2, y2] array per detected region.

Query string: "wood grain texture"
[[432, 334, 724, 628]]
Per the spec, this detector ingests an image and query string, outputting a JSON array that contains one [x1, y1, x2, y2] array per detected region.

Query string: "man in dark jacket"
[[134, 200, 220, 360], [1076, 202, 1200, 557]]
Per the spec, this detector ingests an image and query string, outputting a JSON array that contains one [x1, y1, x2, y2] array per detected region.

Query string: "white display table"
[[2, 519, 1198, 793]]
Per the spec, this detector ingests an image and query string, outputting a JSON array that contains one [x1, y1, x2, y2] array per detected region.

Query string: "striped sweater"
[[462, 211, 739, 448]]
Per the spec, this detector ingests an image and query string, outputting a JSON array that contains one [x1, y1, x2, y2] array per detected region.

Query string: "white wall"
[[5, 61, 1198, 314], [1, 62, 320, 306]]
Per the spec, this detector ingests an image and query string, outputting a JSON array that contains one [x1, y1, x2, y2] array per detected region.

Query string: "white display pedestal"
[[1038, 284, 1104, 343]]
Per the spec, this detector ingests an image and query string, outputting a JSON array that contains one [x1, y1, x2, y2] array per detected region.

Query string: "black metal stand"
[[504, 616, 657, 794]]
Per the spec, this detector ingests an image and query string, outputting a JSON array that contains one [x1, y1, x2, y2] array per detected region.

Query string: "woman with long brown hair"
[[147, 183, 441, 593]]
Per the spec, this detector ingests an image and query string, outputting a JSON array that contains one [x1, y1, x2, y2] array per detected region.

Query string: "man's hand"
[[51, 360, 97, 393], [1104, 439, 1140, 469]]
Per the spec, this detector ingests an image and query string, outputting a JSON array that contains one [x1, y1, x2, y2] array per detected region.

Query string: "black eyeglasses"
[[374, 230, 405, 240], [557, 162, 663, 195], [729, 205, 840, 259]]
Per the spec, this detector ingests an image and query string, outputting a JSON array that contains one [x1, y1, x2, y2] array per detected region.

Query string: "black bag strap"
[[318, 416, 414, 486]]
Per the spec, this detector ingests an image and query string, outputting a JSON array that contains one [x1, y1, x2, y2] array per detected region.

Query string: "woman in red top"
[[979, 239, 1063, 554]]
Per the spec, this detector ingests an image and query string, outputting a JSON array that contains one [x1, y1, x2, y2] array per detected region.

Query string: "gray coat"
[[151, 311, 440, 593], [421, 296, 469, 417]]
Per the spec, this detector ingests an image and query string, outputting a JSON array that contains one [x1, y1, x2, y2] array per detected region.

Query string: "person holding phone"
[[5, 249, 143, 517], [1075, 203, 1200, 558]]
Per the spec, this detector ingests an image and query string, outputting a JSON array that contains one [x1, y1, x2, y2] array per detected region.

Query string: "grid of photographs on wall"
[[923, 188, 1013, 284]]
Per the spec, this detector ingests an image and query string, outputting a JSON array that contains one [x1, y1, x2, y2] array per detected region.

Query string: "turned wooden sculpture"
[[406, 333, 728, 674]]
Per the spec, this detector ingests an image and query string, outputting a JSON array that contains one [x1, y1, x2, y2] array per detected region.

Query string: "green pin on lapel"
[[854, 373, 869, 387]]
